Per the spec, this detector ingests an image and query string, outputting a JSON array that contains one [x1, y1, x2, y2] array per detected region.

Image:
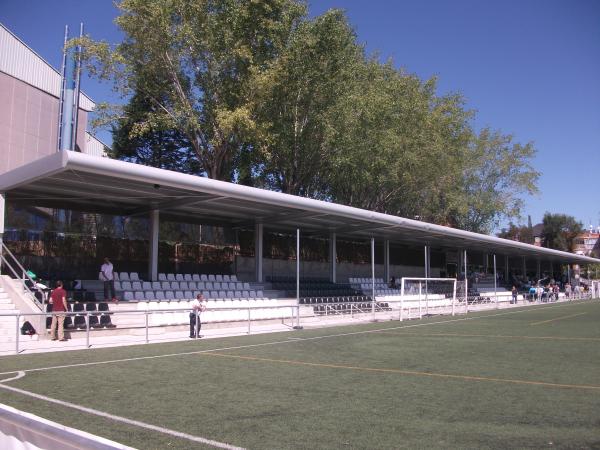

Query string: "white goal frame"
[[400, 277, 458, 319]]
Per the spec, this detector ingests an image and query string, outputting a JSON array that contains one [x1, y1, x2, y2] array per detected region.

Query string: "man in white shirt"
[[100, 257, 117, 302], [189, 293, 206, 338]]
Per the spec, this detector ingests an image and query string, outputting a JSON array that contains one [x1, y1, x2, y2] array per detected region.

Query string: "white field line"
[[0, 382, 245, 450], [0, 300, 593, 378], [0, 371, 25, 382]]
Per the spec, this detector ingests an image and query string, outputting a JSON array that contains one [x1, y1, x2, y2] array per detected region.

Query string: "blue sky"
[[2, 0, 599, 230]]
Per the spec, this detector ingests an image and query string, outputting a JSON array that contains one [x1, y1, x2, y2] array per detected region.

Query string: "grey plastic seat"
[[154, 291, 165, 300], [161, 281, 170, 290], [192, 274, 200, 281], [249, 291, 256, 298], [184, 290, 193, 299], [130, 272, 140, 281], [213, 282, 221, 290], [215, 275, 223, 282], [234, 291, 243, 299], [145, 291, 156, 300], [158, 273, 167, 281], [123, 291, 134, 301], [218, 290, 226, 299], [197, 281, 205, 290], [208, 274, 216, 282], [200, 274, 208, 281], [223, 275, 230, 282], [121, 281, 132, 291], [226, 291, 234, 298], [163, 291, 175, 300], [142, 282, 152, 291], [230, 275, 238, 282], [228, 282, 236, 290], [202, 290, 211, 299], [257, 290, 264, 298], [152, 281, 161, 290], [184, 274, 192, 281], [119, 272, 130, 281], [170, 281, 180, 290], [132, 281, 142, 291], [205, 282, 213, 290], [242, 290, 250, 298], [175, 291, 185, 299], [210, 290, 219, 299], [114, 281, 122, 291], [134, 291, 145, 301], [175, 274, 184, 281], [167, 273, 176, 281], [180, 281, 189, 290], [243, 282, 250, 290]]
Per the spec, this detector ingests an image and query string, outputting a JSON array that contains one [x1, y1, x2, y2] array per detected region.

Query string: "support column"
[[371, 238, 375, 318], [493, 254, 498, 308], [0, 194, 4, 275], [384, 239, 390, 283], [536, 259, 541, 281], [254, 223, 263, 282], [505, 255, 509, 282], [329, 232, 337, 283], [484, 253, 489, 274], [148, 209, 159, 281], [522, 257, 527, 279], [424, 245, 429, 278]]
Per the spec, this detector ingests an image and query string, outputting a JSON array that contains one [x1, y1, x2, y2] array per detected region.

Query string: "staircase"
[[0, 284, 21, 345]]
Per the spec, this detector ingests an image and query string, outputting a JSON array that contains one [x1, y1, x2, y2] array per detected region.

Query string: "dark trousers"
[[189, 312, 201, 337], [104, 280, 115, 300]]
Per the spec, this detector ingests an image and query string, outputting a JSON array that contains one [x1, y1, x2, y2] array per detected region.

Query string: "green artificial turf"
[[1, 300, 599, 449]]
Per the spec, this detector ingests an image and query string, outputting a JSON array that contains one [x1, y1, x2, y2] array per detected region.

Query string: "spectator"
[[565, 283, 572, 299], [511, 286, 518, 304], [49, 280, 68, 341], [389, 276, 396, 289], [189, 293, 207, 338], [100, 257, 118, 302]]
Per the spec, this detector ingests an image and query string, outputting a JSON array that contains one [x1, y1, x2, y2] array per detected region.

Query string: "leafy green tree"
[[542, 213, 583, 252], [81, 0, 306, 180]]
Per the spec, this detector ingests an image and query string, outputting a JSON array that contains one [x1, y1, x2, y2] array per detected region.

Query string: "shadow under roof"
[[1, 151, 598, 265]]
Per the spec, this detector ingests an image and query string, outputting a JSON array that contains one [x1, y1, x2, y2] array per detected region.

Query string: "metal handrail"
[[0, 242, 45, 309]]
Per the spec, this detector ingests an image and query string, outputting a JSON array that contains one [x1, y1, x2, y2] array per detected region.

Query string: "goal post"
[[400, 277, 458, 319]]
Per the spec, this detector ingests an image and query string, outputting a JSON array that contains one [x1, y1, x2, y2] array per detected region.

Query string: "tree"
[[81, 0, 306, 180], [246, 9, 363, 196], [541, 213, 582, 252]]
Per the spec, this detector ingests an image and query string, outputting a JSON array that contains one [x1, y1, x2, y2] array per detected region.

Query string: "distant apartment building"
[[574, 227, 600, 257]]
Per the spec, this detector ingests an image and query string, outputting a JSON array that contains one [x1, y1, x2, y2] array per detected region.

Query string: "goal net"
[[399, 277, 458, 319]]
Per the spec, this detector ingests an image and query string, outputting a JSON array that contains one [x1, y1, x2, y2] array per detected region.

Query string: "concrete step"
[[0, 303, 16, 310]]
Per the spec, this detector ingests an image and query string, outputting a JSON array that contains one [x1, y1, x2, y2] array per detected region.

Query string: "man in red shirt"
[[49, 280, 68, 341]]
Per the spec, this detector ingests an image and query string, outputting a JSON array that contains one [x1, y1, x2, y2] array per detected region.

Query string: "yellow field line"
[[203, 353, 600, 391], [530, 312, 587, 326], [374, 331, 600, 342]]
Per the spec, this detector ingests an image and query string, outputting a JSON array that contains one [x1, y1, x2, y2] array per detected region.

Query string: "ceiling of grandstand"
[[1, 151, 598, 264]]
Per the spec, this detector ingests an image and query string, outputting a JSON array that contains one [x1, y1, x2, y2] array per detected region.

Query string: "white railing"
[[0, 242, 45, 309]]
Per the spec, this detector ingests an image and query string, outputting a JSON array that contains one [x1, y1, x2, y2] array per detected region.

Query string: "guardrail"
[[0, 242, 45, 309]]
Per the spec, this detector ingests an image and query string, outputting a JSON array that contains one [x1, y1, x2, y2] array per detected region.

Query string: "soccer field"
[[1, 300, 599, 449]]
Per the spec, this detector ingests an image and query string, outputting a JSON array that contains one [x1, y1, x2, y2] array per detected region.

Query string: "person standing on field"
[[189, 293, 206, 338], [49, 280, 68, 341]]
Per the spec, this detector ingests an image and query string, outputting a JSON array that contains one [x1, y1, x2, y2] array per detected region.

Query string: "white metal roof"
[[1, 150, 598, 265]]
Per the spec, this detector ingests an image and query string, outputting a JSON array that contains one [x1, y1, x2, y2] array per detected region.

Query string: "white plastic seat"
[[122, 281, 132, 291], [119, 272, 130, 281], [171, 281, 180, 290], [213, 282, 221, 290], [215, 274, 223, 282], [208, 274, 216, 282], [184, 290, 193, 299], [228, 282, 236, 290], [152, 281, 161, 290], [210, 290, 219, 299], [145, 291, 156, 301], [161, 281, 170, 290], [223, 275, 230, 282], [205, 282, 213, 290], [180, 281, 189, 290], [188, 281, 197, 290], [158, 273, 167, 281], [249, 291, 256, 298], [257, 290, 264, 298], [242, 290, 250, 298], [192, 274, 200, 282], [184, 274, 192, 281], [218, 290, 226, 299], [234, 291, 243, 299], [175, 291, 185, 300], [130, 272, 139, 281], [164, 291, 175, 300], [175, 274, 184, 281], [197, 281, 205, 290], [236, 282, 244, 290], [243, 282, 250, 290], [132, 281, 142, 291], [231, 275, 238, 282], [155, 291, 165, 300], [142, 282, 152, 291], [134, 291, 145, 301], [200, 274, 208, 281], [123, 291, 134, 301], [226, 291, 234, 299], [167, 273, 176, 281]]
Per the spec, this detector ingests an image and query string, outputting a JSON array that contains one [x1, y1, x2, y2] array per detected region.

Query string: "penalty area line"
[[0, 381, 244, 450]]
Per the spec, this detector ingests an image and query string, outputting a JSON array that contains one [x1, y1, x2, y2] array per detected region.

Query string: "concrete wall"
[[0, 72, 87, 175], [235, 255, 439, 282]]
